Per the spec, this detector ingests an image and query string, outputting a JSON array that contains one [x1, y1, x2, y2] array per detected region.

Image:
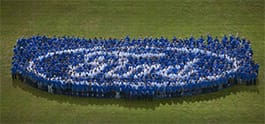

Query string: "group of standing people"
[[11, 35, 259, 98]]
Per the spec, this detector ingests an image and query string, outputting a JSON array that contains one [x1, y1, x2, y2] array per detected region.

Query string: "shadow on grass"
[[12, 79, 259, 110]]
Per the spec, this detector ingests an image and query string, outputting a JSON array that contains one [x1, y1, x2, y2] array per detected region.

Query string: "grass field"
[[0, 0, 264, 123]]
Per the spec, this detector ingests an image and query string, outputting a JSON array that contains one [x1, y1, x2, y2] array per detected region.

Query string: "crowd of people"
[[11, 35, 259, 98]]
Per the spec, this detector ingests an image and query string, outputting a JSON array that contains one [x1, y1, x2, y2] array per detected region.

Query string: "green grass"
[[0, 0, 264, 123]]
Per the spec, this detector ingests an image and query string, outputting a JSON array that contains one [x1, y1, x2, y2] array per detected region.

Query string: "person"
[[11, 65, 17, 80], [47, 83, 53, 94], [207, 34, 213, 45], [54, 81, 62, 94], [95, 83, 99, 97]]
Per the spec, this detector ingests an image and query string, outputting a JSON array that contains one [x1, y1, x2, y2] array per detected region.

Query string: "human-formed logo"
[[12, 36, 259, 98]]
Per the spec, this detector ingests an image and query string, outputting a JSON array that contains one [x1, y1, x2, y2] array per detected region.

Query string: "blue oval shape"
[[12, 35, 259, 98]]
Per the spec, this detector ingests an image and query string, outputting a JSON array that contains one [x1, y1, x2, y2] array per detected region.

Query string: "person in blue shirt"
[[53, 81, 62, 94], [95, 84, 99, 97], [216, 77, 222, 90], [11, 60, 18, 80], [186, 83, 192, 96], [137, 85, 142, 98], [130, 87, 134, 98], [100, 85, 105, 97], [149, 86, 155, 98], [59, 81, 66, 95], [229, 35, 235, 43], [89, 83, 93, 97], [78, 83, 85, 96], [72, 83, 78, 96], [104, 83, 110, 97], [207, 34, 213, 45]]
